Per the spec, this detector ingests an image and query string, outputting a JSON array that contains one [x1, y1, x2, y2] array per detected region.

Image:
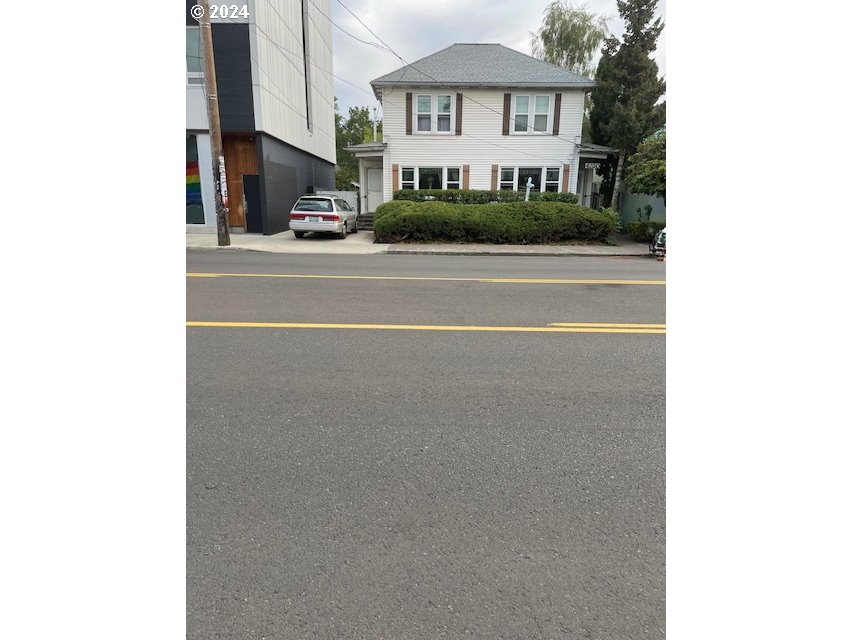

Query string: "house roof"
[[370, 43, 595, 99]]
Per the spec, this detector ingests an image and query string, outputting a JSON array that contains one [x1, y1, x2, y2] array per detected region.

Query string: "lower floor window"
[[400, 166, 462, 190], [499, 166, 562, 192], [401, 168, 415, 190]]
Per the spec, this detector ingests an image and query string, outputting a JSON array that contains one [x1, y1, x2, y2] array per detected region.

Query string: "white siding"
[[380, 87, 585, 202], [252, 0, 336, 165], [186, 84, 209, 130]]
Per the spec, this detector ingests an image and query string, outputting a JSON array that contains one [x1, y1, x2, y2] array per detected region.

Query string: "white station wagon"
[[288, 195, 359, 239]]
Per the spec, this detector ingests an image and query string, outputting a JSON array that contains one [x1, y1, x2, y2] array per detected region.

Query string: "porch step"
[[358, 213, 375, 230]]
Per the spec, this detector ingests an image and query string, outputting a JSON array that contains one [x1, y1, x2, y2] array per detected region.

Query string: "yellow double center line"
[[187, 272, 665, 286], [187, 273, 665, 333], [186, 321, 665, 334]]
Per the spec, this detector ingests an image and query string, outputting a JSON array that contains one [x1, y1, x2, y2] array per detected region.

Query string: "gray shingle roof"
[[371, 43, 595, 97]]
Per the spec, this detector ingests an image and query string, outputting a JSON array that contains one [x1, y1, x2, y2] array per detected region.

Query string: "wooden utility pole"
[[198, 0, 230, 246]]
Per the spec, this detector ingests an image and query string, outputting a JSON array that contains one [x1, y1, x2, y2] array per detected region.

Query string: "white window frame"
[[401, 167, 415, 190], [399, 166, 462, 190], [498, 166, 562, 192], [413, 94, 455, 135], [510, 94, 553, 135]]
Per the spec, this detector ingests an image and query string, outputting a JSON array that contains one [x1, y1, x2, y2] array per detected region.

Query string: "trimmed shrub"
[[373, 200, 615, 244], [599, 208, 622, 233], [392, 189, 578, 205], [373, 199, 417, 222], [626, 220, 666, 242]]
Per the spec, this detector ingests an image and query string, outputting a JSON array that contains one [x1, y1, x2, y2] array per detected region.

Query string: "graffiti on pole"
[[218, 155, 229, 207]]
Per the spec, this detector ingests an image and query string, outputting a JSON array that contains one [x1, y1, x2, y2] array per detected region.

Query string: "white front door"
[[366, 168, 383, 213]]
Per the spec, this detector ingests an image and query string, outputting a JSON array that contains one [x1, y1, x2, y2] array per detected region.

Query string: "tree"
[[530, 1, 609, 78], [530, 1, 608, 142], [334, 100, 382, 190], [589, 0, 665, 210], [626, 128, 665, 201]]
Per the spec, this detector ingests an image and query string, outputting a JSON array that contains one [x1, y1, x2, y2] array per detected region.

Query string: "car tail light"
[[320, 214, 339, 221], [289, 213, 306, 220]]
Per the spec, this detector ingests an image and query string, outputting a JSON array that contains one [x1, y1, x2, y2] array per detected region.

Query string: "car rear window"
[[294, 198, 333, 212]]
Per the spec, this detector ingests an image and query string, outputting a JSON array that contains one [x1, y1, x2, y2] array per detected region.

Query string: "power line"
[[304, 0, 392, 53], [330, 0, 587, 148], [379, 98, 567, 166]]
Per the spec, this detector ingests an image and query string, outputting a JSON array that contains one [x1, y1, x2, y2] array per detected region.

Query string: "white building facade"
[[349, 44, 601, 218]]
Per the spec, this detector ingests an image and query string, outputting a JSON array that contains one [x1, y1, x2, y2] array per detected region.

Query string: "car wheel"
[[294, 231, 305, 238], [351, 217, 359, 233], [338, 224, 347, 239]]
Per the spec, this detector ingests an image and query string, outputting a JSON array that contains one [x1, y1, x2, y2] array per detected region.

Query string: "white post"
[[524, 177, 533, 201]]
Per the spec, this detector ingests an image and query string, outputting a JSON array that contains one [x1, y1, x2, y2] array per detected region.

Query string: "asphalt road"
[[186, 250, 666, 639]]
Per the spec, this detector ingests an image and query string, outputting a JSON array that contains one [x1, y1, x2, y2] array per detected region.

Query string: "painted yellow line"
[[186, 272, 665, 285], [186, 321, 666, 334], [549, 322, 666, 329]]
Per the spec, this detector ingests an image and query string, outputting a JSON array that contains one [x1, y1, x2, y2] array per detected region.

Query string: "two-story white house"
[[347, 43, 612, 222], [186, 0, 337, 235]]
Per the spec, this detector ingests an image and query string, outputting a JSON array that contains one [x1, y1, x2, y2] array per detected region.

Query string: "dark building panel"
[[186, 0, 198, 25], [256, 134, 335, 235], [186, 1, 254, 132], [211, 24, 255, 132]]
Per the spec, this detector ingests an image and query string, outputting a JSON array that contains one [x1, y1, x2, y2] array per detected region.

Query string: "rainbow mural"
[[186, 160, 202, 206]]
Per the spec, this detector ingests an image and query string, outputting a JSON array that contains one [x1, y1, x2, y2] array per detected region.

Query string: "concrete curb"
[[383, 249, 652, 258]]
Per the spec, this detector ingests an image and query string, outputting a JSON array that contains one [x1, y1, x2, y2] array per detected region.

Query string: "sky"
[[328, 0, 666, 118]]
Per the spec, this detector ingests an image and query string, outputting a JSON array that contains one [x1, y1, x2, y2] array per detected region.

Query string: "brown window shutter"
[[455, 93, 463, 135], [553, 93, 562, 136], [562, 164, 570, 193], [392, 164, 399, 192], [405, 93, 412, 135], [491, 164, 498, 190], [502, 93, 511, 135], [462, 165, 470, 189]]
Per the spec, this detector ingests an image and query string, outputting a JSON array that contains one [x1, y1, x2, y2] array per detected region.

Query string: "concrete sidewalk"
[[186, 230, 651, 257]]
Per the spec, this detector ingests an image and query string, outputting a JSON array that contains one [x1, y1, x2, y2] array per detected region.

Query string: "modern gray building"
[[186, 0, 336, 235]]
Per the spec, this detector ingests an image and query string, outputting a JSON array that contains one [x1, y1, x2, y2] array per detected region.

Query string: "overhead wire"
[[332, 0, 588, 148]]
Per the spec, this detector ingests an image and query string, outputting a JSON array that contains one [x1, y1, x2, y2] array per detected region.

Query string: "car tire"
[[294, 231, 305, 239], [338, 224, 347, 239], [351, 217, 359, 233]]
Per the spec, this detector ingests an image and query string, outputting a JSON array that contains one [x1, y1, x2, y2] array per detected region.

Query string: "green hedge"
[[373, 199, 418, 222], [373, 200, 615, 244], [392, 189, 578, 205], [626, 221, 666, 242]]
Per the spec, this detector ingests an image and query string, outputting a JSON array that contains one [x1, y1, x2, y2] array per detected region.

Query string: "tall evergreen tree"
[[589, 0, 665, 210]]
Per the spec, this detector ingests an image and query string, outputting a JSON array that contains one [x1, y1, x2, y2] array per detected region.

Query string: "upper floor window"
[[415, 94, 453, 134], [512, 94, 551, 134]]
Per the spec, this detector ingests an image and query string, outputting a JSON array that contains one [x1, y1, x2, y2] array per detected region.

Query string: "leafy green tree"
[[334, 100, 382, 190], [530, 1, 609, 78], [589, 0, 665, 210], [626, 128, 665, 201], [530, 1, 608, 141]]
